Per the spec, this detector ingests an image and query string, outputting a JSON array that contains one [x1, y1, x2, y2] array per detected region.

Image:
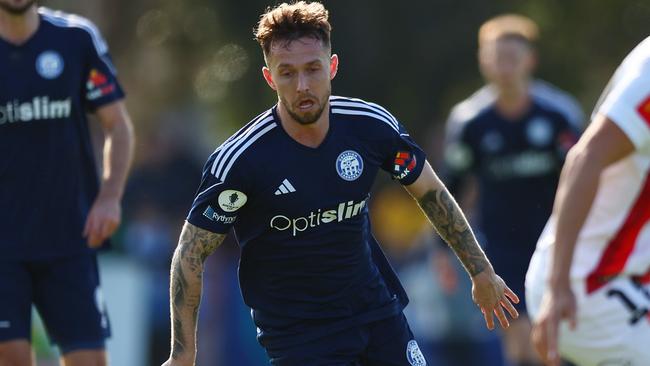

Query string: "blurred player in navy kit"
[[163, 2, 519, 366], [443, 14, 583, 366], [0, 1, 134, 365]]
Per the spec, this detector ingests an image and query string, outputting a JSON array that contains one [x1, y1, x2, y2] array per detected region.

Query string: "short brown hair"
[[478, 14, 539, 46], [254, 1, 332, 58]]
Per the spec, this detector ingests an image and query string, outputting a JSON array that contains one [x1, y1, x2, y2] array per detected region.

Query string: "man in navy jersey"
[[0, 1, 134, 365], [442, 15, 582, 366], [163, 2, 518, 366]]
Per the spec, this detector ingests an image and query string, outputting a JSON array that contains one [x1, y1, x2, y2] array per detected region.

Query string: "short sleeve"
[[80, 22, 125, 110], [380, 122, 427, 186], [598, 71, 650, 150], [187, 152, 251, 234]]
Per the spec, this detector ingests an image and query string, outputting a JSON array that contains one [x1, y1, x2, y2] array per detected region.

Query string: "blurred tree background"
[[44, 0, 650, 156]]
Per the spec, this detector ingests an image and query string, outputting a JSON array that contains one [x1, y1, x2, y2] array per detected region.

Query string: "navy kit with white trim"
[[0, 8, 124, 260], [0, 7, 123, 348], [188, 96, 426, 351]]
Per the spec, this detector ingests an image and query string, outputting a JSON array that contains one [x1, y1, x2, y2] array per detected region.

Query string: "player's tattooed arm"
[[404, 161, 490, 277], [416, 188, 489, 276], [168, 222, 226, 364]]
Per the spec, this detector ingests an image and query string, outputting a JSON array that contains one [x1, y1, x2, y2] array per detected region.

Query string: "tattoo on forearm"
[[418, 189, 488, 276], [170, 223, 226, 359]]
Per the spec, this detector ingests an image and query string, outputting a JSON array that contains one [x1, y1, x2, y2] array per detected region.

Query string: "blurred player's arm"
[[83, 101, 135, 247], [532, 114, 635, 366], [404, 161, 519, 330], [164, 222, 226, 366]]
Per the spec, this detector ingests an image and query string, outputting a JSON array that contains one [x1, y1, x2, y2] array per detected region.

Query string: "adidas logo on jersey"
[[275, 179, 296, 195], [0, 97, 71, 125]]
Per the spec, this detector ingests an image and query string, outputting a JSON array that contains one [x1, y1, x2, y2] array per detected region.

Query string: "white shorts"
[[526, 246, 650, 366]]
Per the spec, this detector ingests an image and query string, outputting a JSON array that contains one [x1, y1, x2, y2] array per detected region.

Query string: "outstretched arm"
[[532, 114, 635, 366], [163, 222, 227, 366], [404, 161, 519, 330]]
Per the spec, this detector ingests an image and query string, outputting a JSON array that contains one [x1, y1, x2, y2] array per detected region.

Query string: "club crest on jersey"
[[527, 117, 553, 147], [217, 190, 247, 212], [406, 340, 426, 366], [336, 150, 363, 181], [36, 51, 64, 79]]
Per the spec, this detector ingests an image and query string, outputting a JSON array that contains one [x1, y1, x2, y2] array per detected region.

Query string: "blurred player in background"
[[527, 35, 650, 366], [442, 14, 583, 366], [0, 1, 134, 365], [162, 2, 519, 366]]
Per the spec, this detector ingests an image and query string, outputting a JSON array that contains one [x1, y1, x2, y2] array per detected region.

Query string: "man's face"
[[0, 0, 36, 15], [479, 37, 535, 87], [263, 36, 337, 125]]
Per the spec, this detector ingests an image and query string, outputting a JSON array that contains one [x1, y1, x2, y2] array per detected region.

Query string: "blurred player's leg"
[[0, 340, 33, 366], [502, 315, 542, 366], [60, 349, 106, 366]]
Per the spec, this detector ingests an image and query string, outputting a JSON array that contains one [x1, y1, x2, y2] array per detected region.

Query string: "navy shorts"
[[265, 313, 427, 366], [0, 253, 110, 353]]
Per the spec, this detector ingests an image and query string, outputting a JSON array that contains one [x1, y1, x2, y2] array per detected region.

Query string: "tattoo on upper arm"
[[170, 223, 226, 359], [418, 189, 488, 276]]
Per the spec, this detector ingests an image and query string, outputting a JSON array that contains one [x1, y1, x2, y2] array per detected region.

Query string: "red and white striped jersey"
[[536, 36, 650, 293]]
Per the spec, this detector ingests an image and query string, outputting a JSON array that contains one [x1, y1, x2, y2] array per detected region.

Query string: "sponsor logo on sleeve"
[[636, 95, 650, 126], [86, 69, 116, 100], [217, 190, 247, 212], [336, 150, 364, 181], [392, 151, 417, 180], [203, 206, 236, 224], [36, 50, 64, 79]]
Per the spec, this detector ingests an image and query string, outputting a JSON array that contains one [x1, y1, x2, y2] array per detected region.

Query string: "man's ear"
[[262, 66, 277, 90], [330, 54, 339, 80]]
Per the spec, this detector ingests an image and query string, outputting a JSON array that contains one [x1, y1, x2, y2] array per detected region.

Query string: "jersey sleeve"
[[186, 152, 251, 234], [598, 70, 650, 150], [79, 21, 125, 110], [379, 120, 427, 186]]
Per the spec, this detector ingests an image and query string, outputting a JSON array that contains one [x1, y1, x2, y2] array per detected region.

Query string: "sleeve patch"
[[392, 151, 417, 180], [86, 69, 116, 100]]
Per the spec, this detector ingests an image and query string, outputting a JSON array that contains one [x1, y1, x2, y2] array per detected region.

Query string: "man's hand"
[[83, 194, 121, 248], [471, 268, 519, 330], [531, 286, 577, 366]]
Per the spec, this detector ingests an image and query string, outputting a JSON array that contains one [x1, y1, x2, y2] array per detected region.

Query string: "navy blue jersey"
[[0, 8, 124, 260], [188, 96, 426, 348], [444, 82, 582, 250]]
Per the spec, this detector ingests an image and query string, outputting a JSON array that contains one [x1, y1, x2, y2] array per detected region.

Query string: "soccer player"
[[0, 1, 134, 365], [162, 2, 519, 366], [527, 36, 650, 366], [443, 14, 583, 366]]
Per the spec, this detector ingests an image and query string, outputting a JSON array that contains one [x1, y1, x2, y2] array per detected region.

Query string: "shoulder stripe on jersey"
[[222, 110, 272, 145], [39, 7, 117, 74], [210, 114, 276, 181], [329, 100, 399, 130], [195, 119, 276, 199], [218, 122, 276, 181], [210, 111, 273, 176], [330, 97, 400, 130], [531, 80, 584, 128], [331, 108, 399, 133], [40, 8, 108, 54]]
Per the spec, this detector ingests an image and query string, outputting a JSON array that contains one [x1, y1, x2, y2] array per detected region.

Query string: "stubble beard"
[[0, 0, 36, 15], [282, 92, 330, 125]]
